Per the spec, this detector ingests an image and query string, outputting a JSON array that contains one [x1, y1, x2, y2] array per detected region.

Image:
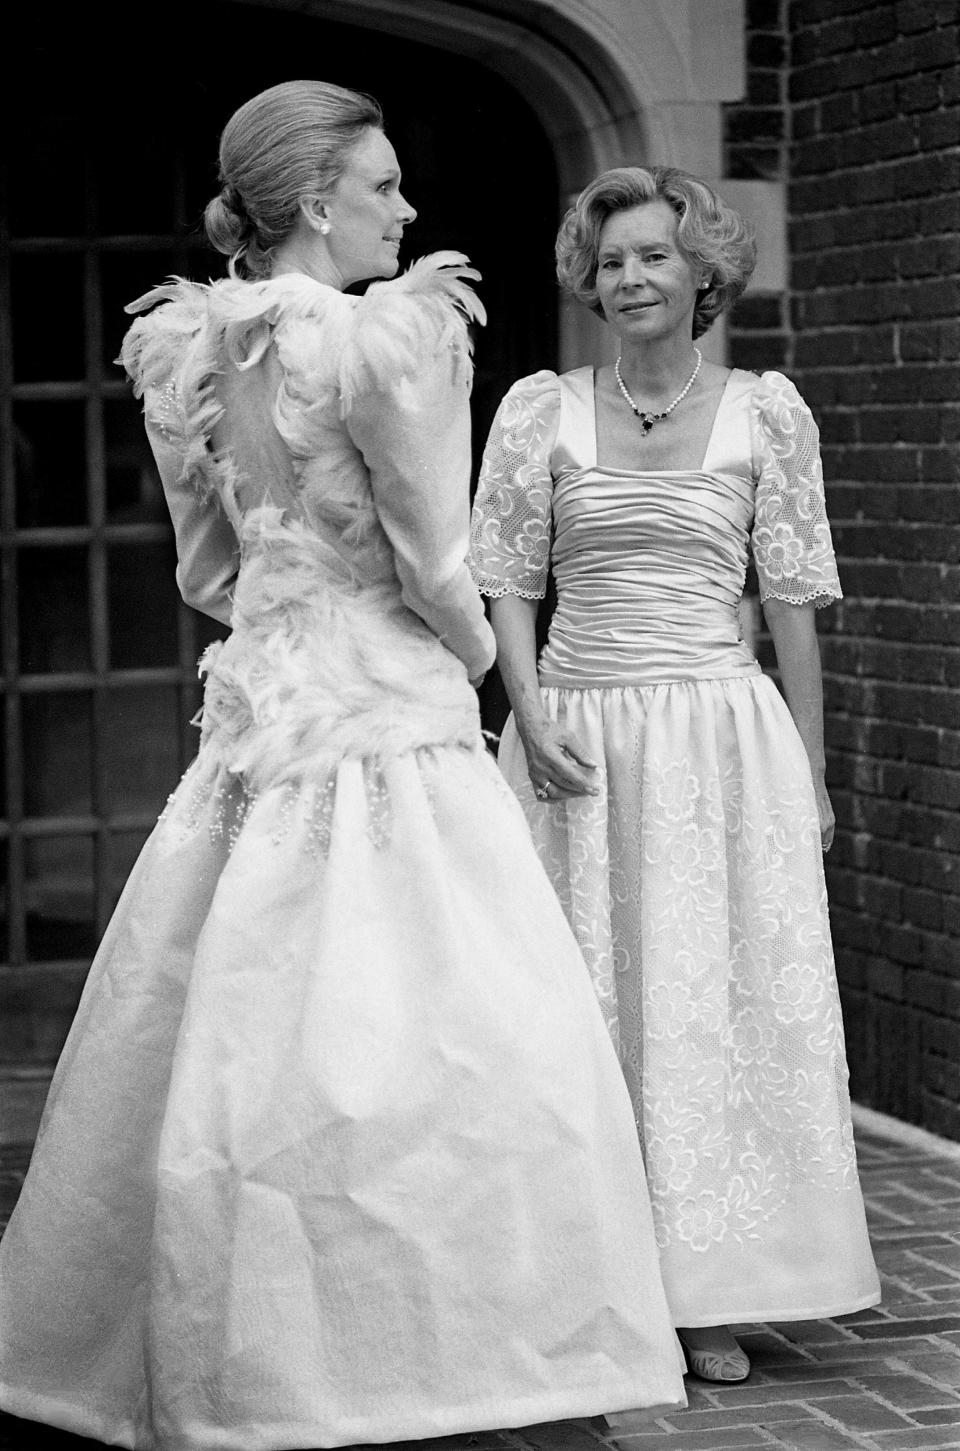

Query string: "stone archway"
[[0, 0, 755, 1115], [234, 0, 647, 194], [231, 0, 751, 367]]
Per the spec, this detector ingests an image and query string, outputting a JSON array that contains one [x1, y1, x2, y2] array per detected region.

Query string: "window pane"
[[101, 250, 178, 376], [95, 131, 179, 237], [19, 547, 90, 672], [194, 612, 231, 654], [0, 839, 8, 962], [102, 688, 181, 814], [11, 255, 86, 383], [22, 694, 92, 818], [24, 836, 96, 962], [9, 111, 87, 236], [109, 543, 179, 668], [14, 401, 88, 528], [104, 397, 168, 525], [184, 242, 224, 279]]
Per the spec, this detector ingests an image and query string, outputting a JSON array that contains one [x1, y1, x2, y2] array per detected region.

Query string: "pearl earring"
[[319, 221, 331, 236]]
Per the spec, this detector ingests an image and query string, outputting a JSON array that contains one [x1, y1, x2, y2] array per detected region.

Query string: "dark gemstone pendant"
[[640, 415, 653, 436]]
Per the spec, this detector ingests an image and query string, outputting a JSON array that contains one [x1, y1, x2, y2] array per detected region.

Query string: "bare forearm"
[[763, 597, 836, 851], [763, 599, 826, 775], [489, 593, 598, 799], [489, 595, 548, 743]]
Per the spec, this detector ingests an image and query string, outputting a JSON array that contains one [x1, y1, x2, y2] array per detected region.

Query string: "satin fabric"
[[473, 366, 881, 1327], [541, 368, 760, 688], [0, 271, 686, 1448]]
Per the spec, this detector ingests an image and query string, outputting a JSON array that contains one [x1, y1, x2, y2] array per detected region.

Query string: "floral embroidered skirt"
[[497, 671, 881, 1327]]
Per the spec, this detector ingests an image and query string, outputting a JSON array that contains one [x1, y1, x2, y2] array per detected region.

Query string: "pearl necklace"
[[614, 348, 702, 435]]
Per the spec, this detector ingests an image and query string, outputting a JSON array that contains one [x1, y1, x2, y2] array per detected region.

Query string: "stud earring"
[[319, 221, 331, 236]]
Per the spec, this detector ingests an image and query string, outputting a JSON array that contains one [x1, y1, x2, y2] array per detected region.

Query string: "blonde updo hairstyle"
[[204, 80, 384, 279], [555, 165, 757, 339]]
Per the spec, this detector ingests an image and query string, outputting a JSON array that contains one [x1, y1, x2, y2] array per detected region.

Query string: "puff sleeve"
[[141, 400, 239, 626], [120, 287, 239, 626], [340, 254, 495, 682], [468, 372, 560, 601], [750, 371, 842, 608]]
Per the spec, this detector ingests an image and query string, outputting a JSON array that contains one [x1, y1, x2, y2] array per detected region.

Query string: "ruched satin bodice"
[[538, 368, 762, 688]]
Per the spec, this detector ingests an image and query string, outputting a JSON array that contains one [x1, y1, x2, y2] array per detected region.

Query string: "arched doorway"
[[0, 0, 560, 1074], [2, 0, 752, 1104]]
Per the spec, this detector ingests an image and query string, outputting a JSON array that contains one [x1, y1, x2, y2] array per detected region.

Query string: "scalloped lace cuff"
[[760, 587, 842, 609], [470, 573, 547, 602]]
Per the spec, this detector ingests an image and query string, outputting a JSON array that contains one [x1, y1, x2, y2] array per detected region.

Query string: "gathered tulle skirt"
[[0, 739, 685, 1450], [497, 672, 880, 1327]]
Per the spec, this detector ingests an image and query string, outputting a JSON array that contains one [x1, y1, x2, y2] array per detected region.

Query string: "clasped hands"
[[525, 722, 836, 858], [523, 719, 599, 803]]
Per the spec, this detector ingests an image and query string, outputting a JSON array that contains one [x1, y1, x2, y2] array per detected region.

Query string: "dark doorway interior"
[[2, 1, 559, 1062]]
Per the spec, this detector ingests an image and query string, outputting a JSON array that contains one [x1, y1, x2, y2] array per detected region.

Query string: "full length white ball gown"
[[470, 365, 881, 1328], [0, 259, 685, 1449]]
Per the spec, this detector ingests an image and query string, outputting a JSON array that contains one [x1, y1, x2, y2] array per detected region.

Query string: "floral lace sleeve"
[[469, 371, 561, 600], [750, 371, 842, 608]]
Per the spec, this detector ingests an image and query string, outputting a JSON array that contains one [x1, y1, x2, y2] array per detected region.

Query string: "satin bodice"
[[539, 368, 762, 688]]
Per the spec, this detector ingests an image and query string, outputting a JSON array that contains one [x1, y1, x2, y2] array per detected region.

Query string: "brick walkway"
[[1, 1108, 959, 1450]]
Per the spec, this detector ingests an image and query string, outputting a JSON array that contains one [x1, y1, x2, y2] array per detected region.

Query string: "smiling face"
[[323, 128, 417, 286], [595, 199, 702, 345]]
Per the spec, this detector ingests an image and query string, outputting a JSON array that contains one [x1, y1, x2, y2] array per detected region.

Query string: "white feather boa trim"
[[118, 255, 484, 508]]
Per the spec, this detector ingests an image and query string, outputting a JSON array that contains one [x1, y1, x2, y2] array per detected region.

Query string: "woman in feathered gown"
[[469, 165, 880, 1384], [0, 84, 686, 1449]]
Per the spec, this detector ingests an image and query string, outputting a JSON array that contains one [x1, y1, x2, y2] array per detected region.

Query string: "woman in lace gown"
[[469, 166, 880, 1383], [0, 87, 686, 1448]]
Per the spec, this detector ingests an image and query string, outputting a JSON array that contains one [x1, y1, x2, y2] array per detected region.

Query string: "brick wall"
[[788, 0, 960, 1138]]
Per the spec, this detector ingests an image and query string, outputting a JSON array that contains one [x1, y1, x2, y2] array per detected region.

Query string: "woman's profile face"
[[595, 200, 701, 344], [324, 128, 417, 287]]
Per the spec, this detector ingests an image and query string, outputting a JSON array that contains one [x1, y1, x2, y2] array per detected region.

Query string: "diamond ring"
[[534, 782, 551, 801]]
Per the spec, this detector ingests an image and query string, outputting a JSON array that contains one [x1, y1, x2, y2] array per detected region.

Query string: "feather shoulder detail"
[[338, 251, 486, 414], [119, 273, 344, 389], [117, 274, 345, 508], [213, 273, 346, 372], [118, 278, 229, 506], [119, 277, 210, 398]]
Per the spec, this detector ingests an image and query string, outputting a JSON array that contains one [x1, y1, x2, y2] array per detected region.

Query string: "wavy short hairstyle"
[[204, 80, 384, 280], [555, 166, 757, 338]]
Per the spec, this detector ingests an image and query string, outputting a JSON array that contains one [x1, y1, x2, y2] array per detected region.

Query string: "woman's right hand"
[[520, 719, 599, 802]]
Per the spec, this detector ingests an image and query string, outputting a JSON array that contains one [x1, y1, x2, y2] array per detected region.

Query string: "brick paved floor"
[[0, 1107, 958, 1451]]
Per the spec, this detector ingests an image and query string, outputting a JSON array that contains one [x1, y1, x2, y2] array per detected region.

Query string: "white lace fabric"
[[751, 371, 842, 608], [471, 365, 879, 1326], [469, 368, 843, 614], [469, 370, 559, 600]]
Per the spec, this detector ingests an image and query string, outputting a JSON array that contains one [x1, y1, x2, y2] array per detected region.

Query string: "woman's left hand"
[[813, 775, 835, 853]]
